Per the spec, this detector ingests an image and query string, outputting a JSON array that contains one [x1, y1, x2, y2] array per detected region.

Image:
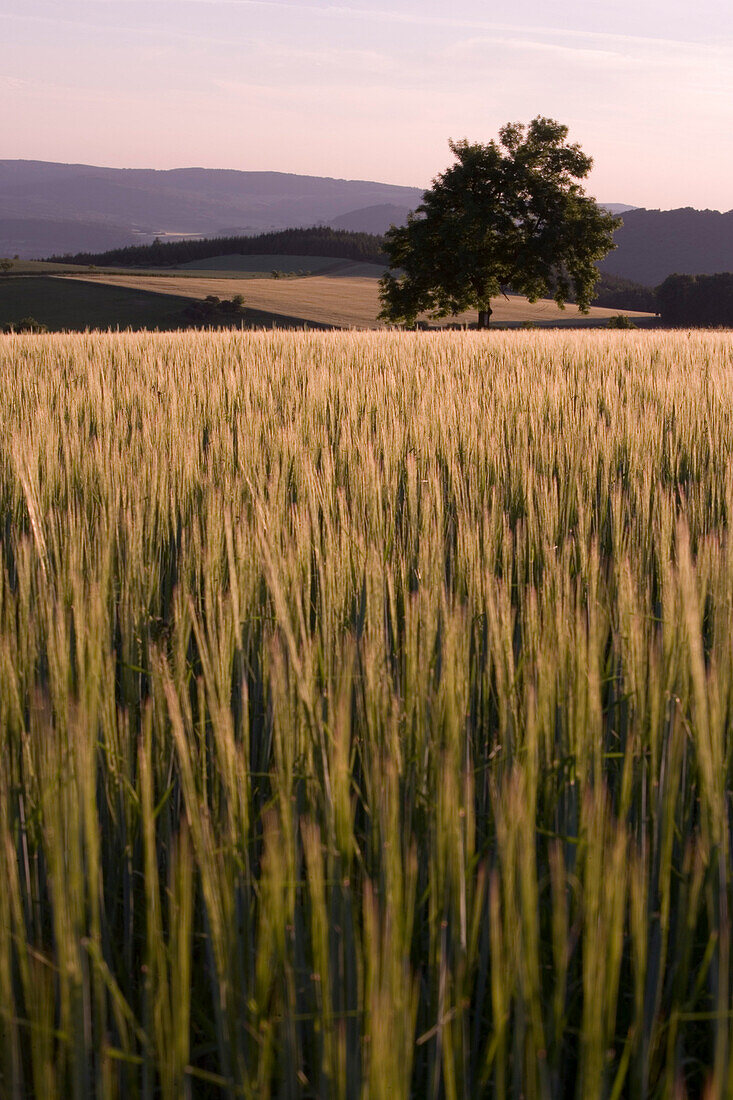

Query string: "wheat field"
[[1, 328, 733, 1098]]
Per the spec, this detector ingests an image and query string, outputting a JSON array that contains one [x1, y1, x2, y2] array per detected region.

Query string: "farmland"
[[0, 276, 336, 334], [61, 270, 655, 328], [0, 276, 191, 332], [1, 328, 733, 1098]]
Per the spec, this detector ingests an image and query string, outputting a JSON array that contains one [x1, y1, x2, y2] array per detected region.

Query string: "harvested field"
[[62, 272, 656, 328]]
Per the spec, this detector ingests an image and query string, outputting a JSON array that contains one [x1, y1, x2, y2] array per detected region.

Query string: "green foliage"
[[379, 117, 620, 327], [606, 313, 638, 328], [181, 295, 248, 325]]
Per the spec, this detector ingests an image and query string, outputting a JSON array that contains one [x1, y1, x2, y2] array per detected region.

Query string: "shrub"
[[3, 316, 48, 333]]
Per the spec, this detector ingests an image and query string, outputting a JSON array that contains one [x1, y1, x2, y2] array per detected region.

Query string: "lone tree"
[[379, 117, 621, 328]]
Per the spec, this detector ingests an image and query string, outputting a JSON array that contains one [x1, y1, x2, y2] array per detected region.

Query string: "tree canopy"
[[379, 117, 621, 328]]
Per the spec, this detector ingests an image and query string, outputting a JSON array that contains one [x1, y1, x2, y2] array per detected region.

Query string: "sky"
[[2, 0, 733, 210]]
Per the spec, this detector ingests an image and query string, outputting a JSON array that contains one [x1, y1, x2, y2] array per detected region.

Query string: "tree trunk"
[[477, 305, 493, 329]]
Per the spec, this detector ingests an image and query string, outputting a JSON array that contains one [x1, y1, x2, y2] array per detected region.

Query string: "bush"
[[181, 296, 247, 327], [3, 317, 48, 333], [607, 314, 637, 329]]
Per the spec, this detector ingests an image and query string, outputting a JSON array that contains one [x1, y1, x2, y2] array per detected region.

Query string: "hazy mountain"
[[329, 202, 638, 236], [0, 160, 424, 258], [0, 217, 142, 259], [6, 161, 729, 287], [330, 203, 414, 234], [600, 207, 733, 286]]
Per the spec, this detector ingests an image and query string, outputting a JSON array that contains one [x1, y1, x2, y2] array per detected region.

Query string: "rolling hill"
[[0, 161, 424, 259], [0, 160, 636, 261], [330, 204, 414, 234], [61, 271, 655, 330], [5, 159, 730, 289], [600, 207, 733, 286]]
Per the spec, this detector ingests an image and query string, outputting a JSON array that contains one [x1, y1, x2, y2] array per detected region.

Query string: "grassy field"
[[176, 254, 387, 278], [1, 328, 733, 1098], [0, 277, 337, 332], [0, 276, 191, 331], [0, 259, 96, 275], [63, 272, 656, 328], [0, 257, 379, 279]]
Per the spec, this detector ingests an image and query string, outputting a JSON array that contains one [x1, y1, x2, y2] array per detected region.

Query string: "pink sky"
[[2, 0, 732, 210]]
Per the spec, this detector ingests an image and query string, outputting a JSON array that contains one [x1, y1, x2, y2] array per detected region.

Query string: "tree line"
[[47, 227, 388, 268], [657, 273, 733, 326]]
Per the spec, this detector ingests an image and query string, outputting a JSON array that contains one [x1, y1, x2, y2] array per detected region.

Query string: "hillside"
[[46, 227, 654, 313], [6, 160, 733, 287], [0, 161, 423, 259], [62, 271, 655, 330], [330, 203, 413, 234], [0, 276, 190, 332], [0, 216, 143, 259], [600, 207, 733, 286]]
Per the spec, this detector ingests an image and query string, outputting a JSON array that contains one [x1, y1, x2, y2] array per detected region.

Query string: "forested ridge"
[[49, 226, 388, 267], [657, 273, 733, 325]]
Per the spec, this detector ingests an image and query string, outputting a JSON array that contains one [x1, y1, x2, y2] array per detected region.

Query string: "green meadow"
[[1, 328, 732, 1098]]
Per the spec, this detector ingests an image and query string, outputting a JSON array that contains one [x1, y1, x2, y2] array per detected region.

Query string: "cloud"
[[4, 2, 731, 70], [70, 0, 732, 54], [446, 35, 627, 70]]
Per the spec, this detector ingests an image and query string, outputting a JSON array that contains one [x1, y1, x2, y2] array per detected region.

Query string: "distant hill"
[[10, 160, 733, 288], [1, 159, 639, 260], [0, 160, 423, 259], [600, 207, 733, 286], [0, 216, 142, 258], [329, 202, 638, 237], [330, 204, 413, 234]]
